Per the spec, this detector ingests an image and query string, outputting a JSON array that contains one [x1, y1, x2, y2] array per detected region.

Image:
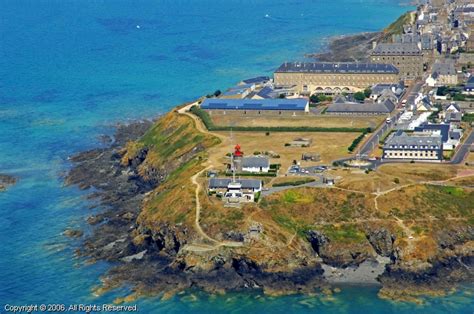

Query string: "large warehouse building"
[[273, 62, 400, 95], [200, 98, 309, 116]]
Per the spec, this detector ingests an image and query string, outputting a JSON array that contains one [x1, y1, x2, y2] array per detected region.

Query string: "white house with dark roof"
[[383, 130, 443, 161], [426, 61, 458, 87], [208, 178, 263, 203], [241, 156, 270, 173], [413, 94, 433, 111], [445, 102, 461, 113]]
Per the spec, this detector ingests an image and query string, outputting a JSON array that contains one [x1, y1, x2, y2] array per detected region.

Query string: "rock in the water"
[[0, 174, 17, 191], [63, 229, 84, 238]]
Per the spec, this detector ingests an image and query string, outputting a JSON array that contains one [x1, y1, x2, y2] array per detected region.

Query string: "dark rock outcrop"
[[306, 231, 329, 255], [307, 230, 373, 267], [366, 228, 395, 257]]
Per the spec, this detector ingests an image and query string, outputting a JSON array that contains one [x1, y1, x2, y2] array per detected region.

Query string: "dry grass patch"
[[210, 114, 383, 129], [378, 163, 459, 182], [333, 168, 410, 193], [212, 131, 359, 171]]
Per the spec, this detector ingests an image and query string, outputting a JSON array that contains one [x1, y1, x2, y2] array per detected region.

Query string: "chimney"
[[372, 41, 377, 50]]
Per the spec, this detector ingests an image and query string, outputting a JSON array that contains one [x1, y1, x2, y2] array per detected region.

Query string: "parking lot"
[[287, 164, 328, 175]]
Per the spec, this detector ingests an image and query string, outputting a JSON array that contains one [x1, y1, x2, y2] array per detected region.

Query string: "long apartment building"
[[273, 62, 400, 95]]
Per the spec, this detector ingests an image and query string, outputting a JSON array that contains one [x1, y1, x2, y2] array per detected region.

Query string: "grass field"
[[333, 163, 465, 193], [210, 114, 384, 129], [211, 131, 359, 171]]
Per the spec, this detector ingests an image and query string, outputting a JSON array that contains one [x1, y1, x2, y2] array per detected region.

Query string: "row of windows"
[[386, 151, 438, 157]]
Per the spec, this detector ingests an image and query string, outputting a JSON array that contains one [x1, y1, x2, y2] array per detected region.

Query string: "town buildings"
[[414, 123, 463, 150], [370, 82, 406, 104]]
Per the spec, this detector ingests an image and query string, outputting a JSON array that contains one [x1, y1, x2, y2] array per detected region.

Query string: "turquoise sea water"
[[0, 0, 472, 312]]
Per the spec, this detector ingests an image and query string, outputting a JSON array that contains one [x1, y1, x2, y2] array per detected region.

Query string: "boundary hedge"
[[348, 131, 368, 152], [272, 178, 316, 187]]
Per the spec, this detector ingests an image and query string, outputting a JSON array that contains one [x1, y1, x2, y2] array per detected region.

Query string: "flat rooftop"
[[274, 62, 399, 74]]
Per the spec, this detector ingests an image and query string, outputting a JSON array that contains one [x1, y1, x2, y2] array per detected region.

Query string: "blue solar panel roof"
[[201, 98, 308, 111]]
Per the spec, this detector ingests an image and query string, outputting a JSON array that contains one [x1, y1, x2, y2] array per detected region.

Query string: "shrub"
[[224, 172, 277, 177], [364, 87, 372, 98], [462, 113, 474, 122], [254, 191, 261, 202], [453, 93, 466, 101], [354, 91, 366, 102], [348, 132, 367, 152], [394, 178, 400, 184], [272, 178, 315, 187]]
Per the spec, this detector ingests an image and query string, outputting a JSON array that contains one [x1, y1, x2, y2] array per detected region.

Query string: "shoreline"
[[65, 117, 473, 303], [305, 31, 382, 62], [64, 9, 473, 304]]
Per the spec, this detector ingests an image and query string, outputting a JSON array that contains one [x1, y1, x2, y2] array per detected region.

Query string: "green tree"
[[310, 94, 320, 103], [364, 87, 372, 98], [436, 86, 449, 96], [453, 93, 466, 101], [354, 92, 366, 102]]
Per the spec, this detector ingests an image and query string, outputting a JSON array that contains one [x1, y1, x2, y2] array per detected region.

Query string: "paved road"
[[450, 130, 474, 164], [402, 81, 423, 108], [357, 111, 401, 157], [262, 176, 324, 196]]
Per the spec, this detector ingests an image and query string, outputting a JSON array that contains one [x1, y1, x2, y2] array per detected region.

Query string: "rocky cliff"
[[66, 109, 474, 303]]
